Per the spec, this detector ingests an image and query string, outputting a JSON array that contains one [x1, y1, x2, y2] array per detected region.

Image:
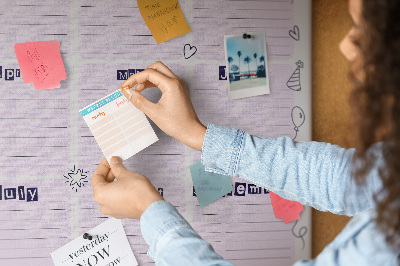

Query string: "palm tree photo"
[[244, 56, 251, 78], [237, 51, 242, 78], [227, 56, 233, 83], [260, 55, 265, 71], [253, 53, 258, 72]]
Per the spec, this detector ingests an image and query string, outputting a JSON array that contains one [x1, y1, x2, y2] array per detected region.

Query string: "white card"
[[51, 218, 137, 266], [79, 89, 158, 162]]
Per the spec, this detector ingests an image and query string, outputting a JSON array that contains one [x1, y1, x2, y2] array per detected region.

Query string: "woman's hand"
[[91, 157, 164, 220], [120, 61, 206, 151]]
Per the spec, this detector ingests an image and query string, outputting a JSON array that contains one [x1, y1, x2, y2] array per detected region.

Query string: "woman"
[[91, 0, 400, 264]]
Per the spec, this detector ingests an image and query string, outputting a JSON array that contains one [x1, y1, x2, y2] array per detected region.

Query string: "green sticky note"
[[189, 161, 233, 208]]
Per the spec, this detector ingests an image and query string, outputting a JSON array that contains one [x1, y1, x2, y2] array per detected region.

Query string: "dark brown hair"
[[350, 0, 400, 250]]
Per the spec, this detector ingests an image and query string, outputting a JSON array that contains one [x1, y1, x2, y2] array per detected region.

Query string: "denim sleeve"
[[140, 200, 234, 266], [201, 124, 382, 216]]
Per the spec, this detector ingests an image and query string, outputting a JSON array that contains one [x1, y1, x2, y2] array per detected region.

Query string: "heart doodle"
[[184, 44, 197, 59], [289, 25, 300, 41]]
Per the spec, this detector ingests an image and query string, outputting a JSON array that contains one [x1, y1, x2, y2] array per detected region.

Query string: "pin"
[[242, 33, 252, 39], [83, 233, 93, 240]]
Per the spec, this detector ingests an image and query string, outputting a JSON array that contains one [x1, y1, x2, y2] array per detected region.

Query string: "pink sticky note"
[[14, 41, 67, 90], [270, 192, 304, 223]]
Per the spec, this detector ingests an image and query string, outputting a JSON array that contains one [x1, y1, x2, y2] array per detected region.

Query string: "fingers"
[[105, 168, 116, 183], [135, 81, 156, 92], [122, 89, 158, 117], [120, 68, 175, 94], [147, 61, 179, 79], [109, 156, 129, 178], [122, 62, 180, 93], [92, 158, 111, 190]]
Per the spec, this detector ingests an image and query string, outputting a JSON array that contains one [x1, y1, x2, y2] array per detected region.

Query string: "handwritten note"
[[14, 41, 66, 90], [270, 192, 304, 223], [51, 218, 138, 266], [137, 0, 191, 44], [79, 90, 158, 162], [189, 161, 233, 208]]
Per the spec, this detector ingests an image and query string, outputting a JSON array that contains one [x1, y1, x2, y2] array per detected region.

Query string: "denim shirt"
[[140, 124, 399, 265]]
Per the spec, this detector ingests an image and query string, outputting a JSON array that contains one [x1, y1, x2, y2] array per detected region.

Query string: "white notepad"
[[79, 90, 158, 162]]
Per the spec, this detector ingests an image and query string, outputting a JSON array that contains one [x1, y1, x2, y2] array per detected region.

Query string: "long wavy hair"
[[350, 0, 400, 250]]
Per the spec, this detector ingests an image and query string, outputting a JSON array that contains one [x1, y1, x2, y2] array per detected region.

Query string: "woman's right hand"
[[120, 61, 206, 151]]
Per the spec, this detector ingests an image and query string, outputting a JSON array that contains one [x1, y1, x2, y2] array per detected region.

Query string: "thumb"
[[123, 89, 155, 115], [109, 156, 128, 178]]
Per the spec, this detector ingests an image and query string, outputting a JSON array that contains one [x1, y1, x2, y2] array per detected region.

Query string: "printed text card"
[[51, 218, 138, 266]]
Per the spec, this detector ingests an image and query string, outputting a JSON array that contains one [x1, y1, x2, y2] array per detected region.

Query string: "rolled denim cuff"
[[201, 124, 245, 176]]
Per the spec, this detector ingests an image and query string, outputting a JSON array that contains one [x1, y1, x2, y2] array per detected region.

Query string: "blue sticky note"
[[189, 161, 233, 208]]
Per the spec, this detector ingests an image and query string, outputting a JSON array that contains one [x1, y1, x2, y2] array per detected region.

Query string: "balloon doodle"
[[292, 220, 308, 250], [291, 106, 305, 140]]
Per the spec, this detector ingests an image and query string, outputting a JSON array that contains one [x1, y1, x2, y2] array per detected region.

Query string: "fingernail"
[[123, 89, 134, 101], [110, 156, 122, 165], [121, 85, 130, 92]]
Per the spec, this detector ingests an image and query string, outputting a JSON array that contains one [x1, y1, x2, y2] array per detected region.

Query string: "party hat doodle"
[[286, 60, 304, 91]]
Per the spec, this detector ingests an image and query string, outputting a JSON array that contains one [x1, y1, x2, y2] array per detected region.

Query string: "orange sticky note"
[[137, 0, 191, 44], [270, 192, 304, 223], [14, 41, 67, 90]]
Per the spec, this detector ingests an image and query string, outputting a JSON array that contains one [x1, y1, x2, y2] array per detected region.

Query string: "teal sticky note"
[[189, 161, 233, 208]]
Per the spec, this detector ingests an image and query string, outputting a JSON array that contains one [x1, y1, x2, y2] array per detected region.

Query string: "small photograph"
[[224, 31, 270, 100]]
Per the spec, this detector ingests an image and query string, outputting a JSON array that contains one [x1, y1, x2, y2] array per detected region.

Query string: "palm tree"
[[230, 64, 239, 72], [237, 51, 242, 78], [253, 53, 258, 71], [244, 56, 251, 78], [259, 55, 265, 72], [227, 56, 233, 83]]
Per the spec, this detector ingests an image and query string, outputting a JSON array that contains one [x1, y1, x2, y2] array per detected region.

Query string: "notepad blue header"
[[80, 91, 123, 117]]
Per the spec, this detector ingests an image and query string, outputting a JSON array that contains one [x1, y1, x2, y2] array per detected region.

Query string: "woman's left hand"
[[91, 157, 164, 220]]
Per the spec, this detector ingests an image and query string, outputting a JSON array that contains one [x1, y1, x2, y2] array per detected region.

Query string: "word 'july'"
[[0, 185, 38, 201]]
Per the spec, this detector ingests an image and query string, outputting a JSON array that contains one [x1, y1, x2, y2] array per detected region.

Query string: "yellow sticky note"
[[137, 0, 191, 44]]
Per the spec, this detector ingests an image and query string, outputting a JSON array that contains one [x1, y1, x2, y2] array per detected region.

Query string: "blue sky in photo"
[[226, 31, 266, 73]]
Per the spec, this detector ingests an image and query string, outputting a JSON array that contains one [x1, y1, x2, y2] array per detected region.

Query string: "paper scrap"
[[189, 161, 233, 208], [79, 90, 158, 162], [14, 41, 66, 90], [51, 218, 138, 266], [137, 0, 191, 44], [269, 192, 304, 223]]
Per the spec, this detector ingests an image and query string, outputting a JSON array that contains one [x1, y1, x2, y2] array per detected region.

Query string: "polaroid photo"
[[224, 31, 270, 100]]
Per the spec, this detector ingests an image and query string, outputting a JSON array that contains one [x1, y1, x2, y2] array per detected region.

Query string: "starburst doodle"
[[64, 166, 89, 192]]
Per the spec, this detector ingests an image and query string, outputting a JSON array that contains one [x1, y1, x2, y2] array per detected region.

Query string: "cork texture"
[[311, 0, 353, 258]]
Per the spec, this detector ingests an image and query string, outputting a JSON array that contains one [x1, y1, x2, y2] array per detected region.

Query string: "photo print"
[[224, 31, 270, 100]]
